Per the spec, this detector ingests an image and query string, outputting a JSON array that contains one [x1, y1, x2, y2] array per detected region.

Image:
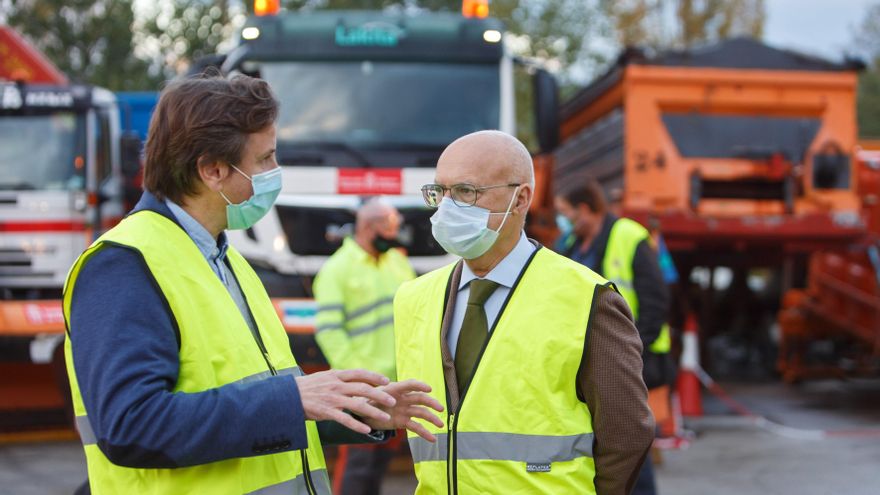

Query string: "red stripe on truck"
[[0, 217, 122, 232]]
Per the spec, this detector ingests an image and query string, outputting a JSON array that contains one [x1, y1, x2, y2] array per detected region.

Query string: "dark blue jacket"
[[68, 191, 377, 469]]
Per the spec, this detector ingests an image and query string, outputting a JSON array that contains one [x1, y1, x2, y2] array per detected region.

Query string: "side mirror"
[[188, 54, 228, 77], [120, 132, 142, 179], [533, 68, 559, 153], [120, 132, 144, 208]]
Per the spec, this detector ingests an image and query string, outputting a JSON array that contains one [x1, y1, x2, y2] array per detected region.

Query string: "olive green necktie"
[[455, 279, 499, 391]]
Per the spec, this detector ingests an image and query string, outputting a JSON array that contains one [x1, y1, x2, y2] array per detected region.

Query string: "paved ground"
[[1, 378, 878, 495], [659, 378, 880, 495]]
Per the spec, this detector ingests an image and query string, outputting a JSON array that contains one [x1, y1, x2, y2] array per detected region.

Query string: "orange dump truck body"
[[555, 38, 865, 257], [776, 146, 880, 382]]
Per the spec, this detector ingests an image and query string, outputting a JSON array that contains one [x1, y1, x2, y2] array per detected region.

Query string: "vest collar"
[[130, 190, 183, 230]]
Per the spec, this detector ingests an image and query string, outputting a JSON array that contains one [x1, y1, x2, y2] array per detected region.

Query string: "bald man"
[[313, 198, 416, 495], [394, 131, 654, 494]]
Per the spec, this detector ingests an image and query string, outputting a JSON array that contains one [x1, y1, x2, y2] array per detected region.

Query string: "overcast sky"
[[764, 0, 875, 60]]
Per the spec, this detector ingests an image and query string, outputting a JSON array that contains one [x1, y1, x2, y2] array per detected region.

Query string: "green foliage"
[[136, 0, 239, 81], [599, 0, 765, 49], [859, 69, 880, 139], [5, 0, 154, 90], [856, 4, 880, 139]]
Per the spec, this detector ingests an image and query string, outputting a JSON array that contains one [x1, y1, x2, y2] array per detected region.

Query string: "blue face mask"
[[556, 213, 573, 235], [219, 164, 282, 230], [429, 186, 519, 260]]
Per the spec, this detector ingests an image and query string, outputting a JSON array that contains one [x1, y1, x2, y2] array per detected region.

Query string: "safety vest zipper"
[[441, 251, 536, 495], [447, 412, 456, 495]]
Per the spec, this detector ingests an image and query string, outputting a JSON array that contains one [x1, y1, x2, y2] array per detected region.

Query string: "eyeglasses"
[[420, 183, 520, 208]]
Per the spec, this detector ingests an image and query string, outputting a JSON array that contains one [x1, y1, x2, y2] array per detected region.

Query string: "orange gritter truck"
[[550, 38, 869, 379], [555, 38, 864, 262], [776, 144, 880, 382]]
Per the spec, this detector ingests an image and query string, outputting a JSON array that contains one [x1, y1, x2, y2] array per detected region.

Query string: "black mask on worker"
[[372, 235, 402, 253]]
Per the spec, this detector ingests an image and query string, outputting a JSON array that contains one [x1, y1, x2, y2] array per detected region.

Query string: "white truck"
[[0, 26, 141, 429], [207, 7, 559, 298], [0, 81, 138, 300]]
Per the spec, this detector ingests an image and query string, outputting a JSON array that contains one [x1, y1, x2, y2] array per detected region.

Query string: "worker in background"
[[395, 131, 654, 494], [555, 180, 673, 495], [62, 74, 443, 495], [313, 198, 416, 495]]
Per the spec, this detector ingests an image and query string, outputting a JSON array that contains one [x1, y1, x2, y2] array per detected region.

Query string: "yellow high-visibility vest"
[[603, 218, 671, 354], [395, 247, 606, 494], [62, 210, 329, 495]]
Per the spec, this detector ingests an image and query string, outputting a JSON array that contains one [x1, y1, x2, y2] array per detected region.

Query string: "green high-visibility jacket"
[[313, 237, 415, 379]]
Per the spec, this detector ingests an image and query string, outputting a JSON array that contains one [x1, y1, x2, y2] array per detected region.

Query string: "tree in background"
[[3, 0, 154, 90], [600, 0, 764, 49], [135, 0, 244, 82], [600, 0, 663, 47], [677, 0, 764, 47], [856, 3, 880, 138]]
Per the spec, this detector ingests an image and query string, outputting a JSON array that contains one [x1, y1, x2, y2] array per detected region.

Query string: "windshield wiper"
[[0, 181, 37, 191], [280, 141, 373, 168]]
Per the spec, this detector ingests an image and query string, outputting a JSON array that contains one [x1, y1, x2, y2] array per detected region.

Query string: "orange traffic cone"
[[676, 313, 703, 416]]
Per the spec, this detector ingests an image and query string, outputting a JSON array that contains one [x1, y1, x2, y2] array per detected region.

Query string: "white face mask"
[[429, 186, 520, 259]]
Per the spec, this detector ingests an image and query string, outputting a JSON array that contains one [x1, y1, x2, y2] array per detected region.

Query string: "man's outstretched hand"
[[295, 369, 396, 435], [365, 379, 445, 442]]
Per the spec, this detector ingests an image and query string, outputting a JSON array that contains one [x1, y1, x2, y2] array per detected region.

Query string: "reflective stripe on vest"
[[603, 218, 671, 354], [408, 432, 595, 463], [246, 470, 331, 495], [315, 297, 395, 333], [394, 248, 604, 494], [313, 237, 415, 378], [62, 211, 328, 495]]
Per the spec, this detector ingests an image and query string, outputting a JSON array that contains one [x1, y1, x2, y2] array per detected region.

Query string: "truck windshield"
[[261, 61, 500, 149], [0, 112, 85, 191], [661, 113, 821, 163]]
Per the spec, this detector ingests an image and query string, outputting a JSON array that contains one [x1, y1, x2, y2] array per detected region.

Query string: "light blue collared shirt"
[[165, 199, 256, 334], [448, 231, 537, 358]]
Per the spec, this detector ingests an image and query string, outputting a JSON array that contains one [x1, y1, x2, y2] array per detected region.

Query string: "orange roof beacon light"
[[462, 0, 490, 19], [254, 0, 280, 17]]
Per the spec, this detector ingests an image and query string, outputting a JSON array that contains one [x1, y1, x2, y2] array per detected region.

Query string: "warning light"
[[74, 156, 84, 170], [254, 0, 279, 16], [462, 0, 489, 19]]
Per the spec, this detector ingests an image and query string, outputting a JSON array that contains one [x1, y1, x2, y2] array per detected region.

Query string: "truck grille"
[[0, 247, 33, 274], [275, 205, 446, 256]]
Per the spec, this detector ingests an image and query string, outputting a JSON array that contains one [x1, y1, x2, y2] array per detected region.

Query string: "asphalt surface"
[[1, 378, 878, 495]]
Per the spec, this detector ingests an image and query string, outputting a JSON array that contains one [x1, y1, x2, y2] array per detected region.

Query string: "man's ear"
[[197, 155, 229, 192], [515, 184, 533, 215]]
